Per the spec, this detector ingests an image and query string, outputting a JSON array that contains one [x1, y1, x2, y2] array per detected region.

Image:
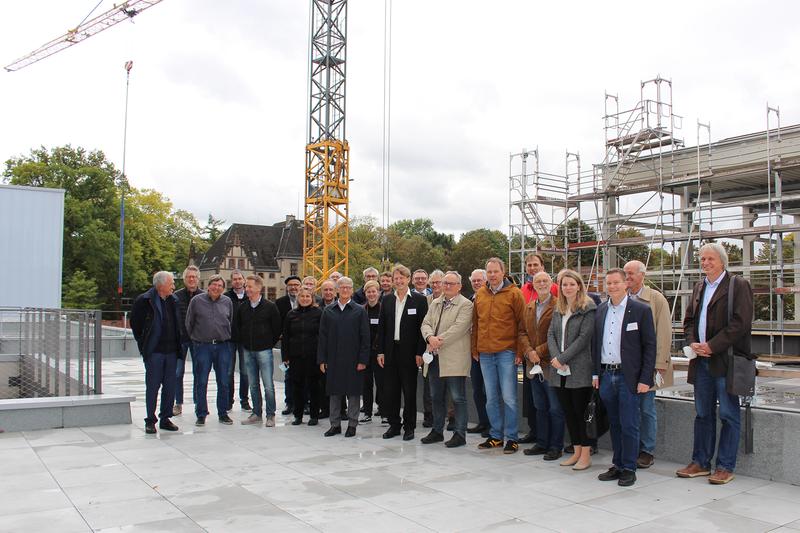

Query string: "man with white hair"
[[677, 242, 753, 485], [353, 267, 379, 305], [623, 260, 673, 469], [318, 276, 371, 437], [131, 271, 183, 434]]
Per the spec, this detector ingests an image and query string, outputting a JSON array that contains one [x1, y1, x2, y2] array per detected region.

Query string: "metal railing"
[[0, 307, 102, 399]]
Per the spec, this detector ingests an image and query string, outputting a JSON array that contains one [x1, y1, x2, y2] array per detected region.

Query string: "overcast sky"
[[2, 0, 799, 239]]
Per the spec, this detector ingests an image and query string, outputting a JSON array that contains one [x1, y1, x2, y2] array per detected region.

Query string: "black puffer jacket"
[[282, 305, 322, 361]]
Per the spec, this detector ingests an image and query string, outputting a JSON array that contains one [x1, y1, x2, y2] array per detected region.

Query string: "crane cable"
[[381, 0, 393, 261]]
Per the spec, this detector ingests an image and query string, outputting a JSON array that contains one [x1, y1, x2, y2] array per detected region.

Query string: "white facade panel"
[[0, 185, 64, 308]]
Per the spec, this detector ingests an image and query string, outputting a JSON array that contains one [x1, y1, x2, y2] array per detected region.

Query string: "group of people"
[[131, 241, 753, 486]]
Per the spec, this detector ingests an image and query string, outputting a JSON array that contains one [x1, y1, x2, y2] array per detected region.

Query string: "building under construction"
[[509, 76, 800, 355]]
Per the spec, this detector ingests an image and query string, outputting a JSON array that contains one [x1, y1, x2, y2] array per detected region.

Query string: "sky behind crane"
[[1, 0, 799, 237]]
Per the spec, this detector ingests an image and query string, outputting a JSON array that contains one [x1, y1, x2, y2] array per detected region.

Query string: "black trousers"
[[362, 354, 383, 417], [228, 342, 249, 407], [522, 373, 537, 434], [290, 358, 321, 419], [144, 351, 177, 424], [383, 360, 418, 431], [555, 385, 593, 447]]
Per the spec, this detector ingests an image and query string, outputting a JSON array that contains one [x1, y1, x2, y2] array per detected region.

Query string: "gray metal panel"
[[0, 185, 64, 308]]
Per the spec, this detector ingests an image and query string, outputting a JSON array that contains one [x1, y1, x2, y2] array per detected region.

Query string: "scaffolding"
[[509, 76, 800, 355]]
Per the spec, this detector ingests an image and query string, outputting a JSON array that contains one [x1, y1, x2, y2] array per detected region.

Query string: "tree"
[[615, 227, 650, 265], [62, 270, 99, 309], [389, 218, 455, 251], [348, 216, 387, 286], [202, 213, 227, 244], [449, 228, 508, 287]]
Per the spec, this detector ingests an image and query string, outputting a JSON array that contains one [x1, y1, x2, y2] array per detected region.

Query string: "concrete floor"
[[2, 358, 800, 532]]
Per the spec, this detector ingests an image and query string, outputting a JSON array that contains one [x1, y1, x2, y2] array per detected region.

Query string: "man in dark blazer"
[[594, 268, 656, 487], [678, 243, 753, 485], [377, 264, 429, 440], [131, 271, 184, 435], [275, 275, 302, 415]]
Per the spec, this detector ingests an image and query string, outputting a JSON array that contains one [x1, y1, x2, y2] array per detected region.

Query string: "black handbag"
[[725, 275, 756, 397], [585, 389, 609, 440]]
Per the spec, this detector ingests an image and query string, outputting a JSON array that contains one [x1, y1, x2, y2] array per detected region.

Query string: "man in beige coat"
[[624, 260, 673, 469], [420, 271, 474, 448]]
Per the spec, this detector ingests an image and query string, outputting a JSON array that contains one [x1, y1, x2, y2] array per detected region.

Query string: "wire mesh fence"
[[0, 307, 102, 399]]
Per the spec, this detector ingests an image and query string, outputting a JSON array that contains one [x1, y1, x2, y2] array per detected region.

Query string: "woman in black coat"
[[282, 288, 323, 425], [361, 280, 383, 422]]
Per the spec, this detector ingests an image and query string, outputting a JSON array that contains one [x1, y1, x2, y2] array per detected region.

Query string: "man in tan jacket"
[[624, 260, 673, 469], [420, 271, 474, 448], [471, 257, 527, 454]]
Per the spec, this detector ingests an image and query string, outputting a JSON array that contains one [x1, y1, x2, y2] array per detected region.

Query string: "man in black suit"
[[276, 275, 302, 415], [594, 268, 656, 487], [377, 263, 428, 440]]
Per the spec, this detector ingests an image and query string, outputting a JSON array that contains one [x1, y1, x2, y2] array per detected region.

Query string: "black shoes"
[[618, 470, 636, 487], [467, 424, 487, 434], [543, 449, 563, 461], [422, 414, 433, 428], [281, 406, 293, 415], [324, 426, 342, 437], [241, 401, 252, 411], [403, 429, 415, 441], [598, 467, 621, 481], [219, 415, 233, 425], [445, 433, 466, 448], [291, 418, 303, 426], [359, 415, 373, 423], [478, 437, 504, 450], [383, 427, 401, 439], [145, 422, 156, 434], [446, 417, 455, 431], [195, 417, 206, 426], [345, 426, 357, 438], [421, 430, 444, 444], [308, 418, 319, 426], [159, 420, 179, 431], [523, 444, 548, 456], [519, 431, 536, 444], [503, 440, 519, 454]]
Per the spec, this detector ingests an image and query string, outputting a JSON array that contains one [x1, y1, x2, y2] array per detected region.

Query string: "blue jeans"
[[227, 343, 250, 407], [470, 358, 489, 426], [428, 358, 467, 436], [192, 341, 232, 418], [144, 351, 177, 424], [479, 350, 518, 441], [639, 390, 657, 455], [692, 357, 741, 472], [530, 376, 565, 452], [175, 341, 191, 405], [600, 369, 640, 472], [244, 348, 276, 417]]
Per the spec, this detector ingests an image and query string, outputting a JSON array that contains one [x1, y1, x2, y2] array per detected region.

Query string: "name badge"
[[626, 322, 638, 331], [370, 318, 379, 325], [408, 308, 417, 315]]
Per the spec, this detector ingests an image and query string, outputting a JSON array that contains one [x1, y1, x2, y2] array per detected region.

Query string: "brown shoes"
[[637, 451, 654, 469], [676, 462, 711, 478], [708, 468, 735, 485]]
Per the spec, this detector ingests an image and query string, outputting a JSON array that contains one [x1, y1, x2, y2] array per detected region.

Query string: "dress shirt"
[[394, 290, 409, 341], [698, 271, 726, 344], [629, 286, 644, 301], [601, 295, 628, 365], [561, 308, 572, 352], [249, 296, 261, 309], [489, 282, 503, 294], [289, 295, 298, 310], [337, 298, 350, 311], [536, 294, 551, 323]]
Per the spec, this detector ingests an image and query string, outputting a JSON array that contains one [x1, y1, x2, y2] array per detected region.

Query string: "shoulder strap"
[[728, 274, 735, 357]]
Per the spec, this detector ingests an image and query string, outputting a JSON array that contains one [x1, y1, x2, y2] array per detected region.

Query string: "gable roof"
[[194, 217, 303, 271]]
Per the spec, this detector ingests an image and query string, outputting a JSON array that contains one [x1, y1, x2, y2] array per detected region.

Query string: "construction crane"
[[4, 0, 163, 72], [303, 0, 350, 281]]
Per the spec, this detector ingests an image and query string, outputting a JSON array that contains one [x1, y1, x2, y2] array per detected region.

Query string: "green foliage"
[[203, 213, 227, 244], [389, 218, 455, 251], [449, 228, 508, 281], [62, 270, 99, 309], [348, 216, 387, 287], [3, 145, 205, 308], [615, 227, 650, 265]]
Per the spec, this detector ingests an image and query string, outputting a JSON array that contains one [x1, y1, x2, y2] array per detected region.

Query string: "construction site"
[[509, 76, 800, 357]]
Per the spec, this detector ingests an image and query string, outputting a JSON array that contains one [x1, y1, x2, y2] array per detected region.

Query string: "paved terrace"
[[1, 358, 800, 532]]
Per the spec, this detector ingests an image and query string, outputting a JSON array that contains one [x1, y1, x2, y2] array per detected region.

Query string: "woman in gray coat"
[[548, 269, 597, 471]]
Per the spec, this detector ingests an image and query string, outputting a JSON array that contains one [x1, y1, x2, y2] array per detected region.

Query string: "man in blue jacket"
[[594, 268, 656, 487], [131, 271, 184, 434]]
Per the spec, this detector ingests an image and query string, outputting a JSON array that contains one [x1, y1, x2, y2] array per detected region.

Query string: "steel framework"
[[4, 0, 164, 72], [510, 77, 800, 354], [304, 0, 350, 280]]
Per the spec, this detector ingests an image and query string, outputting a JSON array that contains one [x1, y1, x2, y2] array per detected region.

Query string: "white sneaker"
[[241, 414, 262, 425], [265, 416, 276, 427]]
